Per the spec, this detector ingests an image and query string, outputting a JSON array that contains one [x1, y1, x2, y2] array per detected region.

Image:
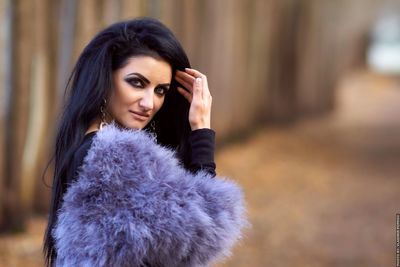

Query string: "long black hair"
[[43, 17, 191, 266]]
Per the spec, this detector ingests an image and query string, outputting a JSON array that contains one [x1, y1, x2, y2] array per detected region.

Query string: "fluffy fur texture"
[[53, 124, 247, 267]]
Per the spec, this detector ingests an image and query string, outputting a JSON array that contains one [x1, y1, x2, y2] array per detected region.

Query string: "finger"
[[175, 75, 193, 93], [184, 68, 204, 78], [185, 68, 209, 95], [176, 70, 196, 82], [192, 77, 202, 100], [175, 71, 195, 87], [177, 87, 192, 103]]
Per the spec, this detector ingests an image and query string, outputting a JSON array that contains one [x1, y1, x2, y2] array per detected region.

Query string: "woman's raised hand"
[[175, 68, 212, 130]]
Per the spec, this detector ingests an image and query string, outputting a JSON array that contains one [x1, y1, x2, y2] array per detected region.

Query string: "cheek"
[[107, 94, 119, 117], [108, 88, 129, 115]]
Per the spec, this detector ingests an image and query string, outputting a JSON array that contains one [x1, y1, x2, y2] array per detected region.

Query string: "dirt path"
[[216, 70, 400, 267], [0, 70, 399, 267]]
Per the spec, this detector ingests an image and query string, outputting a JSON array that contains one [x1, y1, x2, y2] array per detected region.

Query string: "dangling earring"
[[149, 120, 157, 141], [99, 98, 107, 130], [150, 120, 156, 133]]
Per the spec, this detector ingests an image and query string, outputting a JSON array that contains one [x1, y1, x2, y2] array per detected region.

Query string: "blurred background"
[[0, 0, 400, 266]]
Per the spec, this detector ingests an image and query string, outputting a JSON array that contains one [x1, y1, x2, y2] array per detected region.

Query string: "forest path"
[[217, 70, 400, 267]]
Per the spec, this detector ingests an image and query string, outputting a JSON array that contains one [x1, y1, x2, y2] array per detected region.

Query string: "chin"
[[115, 120, 147, 130]]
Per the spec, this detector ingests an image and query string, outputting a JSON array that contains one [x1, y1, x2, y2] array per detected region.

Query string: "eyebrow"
[[127, 72, 170, 87]]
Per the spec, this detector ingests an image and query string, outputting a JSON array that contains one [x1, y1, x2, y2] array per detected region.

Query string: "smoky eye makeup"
[[124, 77, 145, 88], [124, 72, 171, 94], [155, 85, 170, 96], [125, 73, 150, 88]]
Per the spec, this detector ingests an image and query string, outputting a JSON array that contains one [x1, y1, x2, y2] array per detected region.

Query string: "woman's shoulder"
[[77, 131, 96, 157], [67, 131, 97, 184]]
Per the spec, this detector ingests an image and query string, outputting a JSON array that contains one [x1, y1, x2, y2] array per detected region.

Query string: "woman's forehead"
[[116, 56, 172, 82]]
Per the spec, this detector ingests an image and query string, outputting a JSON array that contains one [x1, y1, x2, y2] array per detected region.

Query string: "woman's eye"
[[155, 87, 169, 96], [126, 78, 143, 88]]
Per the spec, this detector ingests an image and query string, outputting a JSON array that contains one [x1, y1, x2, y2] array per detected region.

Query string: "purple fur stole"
[[53, 123, 247, 267]]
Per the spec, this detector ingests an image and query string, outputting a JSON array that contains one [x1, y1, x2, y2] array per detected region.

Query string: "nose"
[[139, 89, 154, 111]]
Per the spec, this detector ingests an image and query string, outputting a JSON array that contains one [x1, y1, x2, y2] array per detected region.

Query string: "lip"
[[129, 110, 150, 122]]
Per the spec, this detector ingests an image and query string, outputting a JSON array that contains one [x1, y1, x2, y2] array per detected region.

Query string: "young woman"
[[44, 17, 246, 267]]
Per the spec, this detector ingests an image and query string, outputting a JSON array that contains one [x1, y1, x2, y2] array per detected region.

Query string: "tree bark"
[[3, 0, 34, 232], [0, 0, 12, 230]]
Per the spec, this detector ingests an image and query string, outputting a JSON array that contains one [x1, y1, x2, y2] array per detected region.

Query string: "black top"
[[67, 129, 216, 186]]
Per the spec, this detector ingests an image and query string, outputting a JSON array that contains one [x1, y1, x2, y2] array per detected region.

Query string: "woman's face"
[[108, 56, 172, 129]]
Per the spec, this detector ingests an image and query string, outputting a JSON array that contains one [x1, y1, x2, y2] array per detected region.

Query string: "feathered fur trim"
[[53, 123, 247, 267]]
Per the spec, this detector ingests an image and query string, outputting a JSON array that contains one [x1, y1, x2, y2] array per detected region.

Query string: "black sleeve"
[[187, 128, 216, 177], [66, 136, 94, 185]]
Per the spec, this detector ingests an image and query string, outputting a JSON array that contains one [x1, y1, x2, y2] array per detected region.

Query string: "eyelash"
[[126, 78, 144, 88], [125, 78, 169, 96], [155, 86, 169, 96]]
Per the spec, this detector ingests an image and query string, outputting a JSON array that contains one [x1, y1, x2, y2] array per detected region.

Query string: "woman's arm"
[[188, 128, 216, 177], [176, 68, 217, 176]]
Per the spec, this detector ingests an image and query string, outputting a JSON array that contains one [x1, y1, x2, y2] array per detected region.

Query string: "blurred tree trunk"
[[74, 0, 102, 62], [103, 0, 120, 25], [56, 0, 77, 105], [21, 0, 53, 214], [199, 0, 235, 137], [246, 0, 271, 124], [3, 0, 34, 232], [180, 0, 197, 54], [71, 0, 104, 61], [0, 0, 11, 230], [265, 0, 299, 122], [120, 0, 147, 20], [33, 0, 59, 214]]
